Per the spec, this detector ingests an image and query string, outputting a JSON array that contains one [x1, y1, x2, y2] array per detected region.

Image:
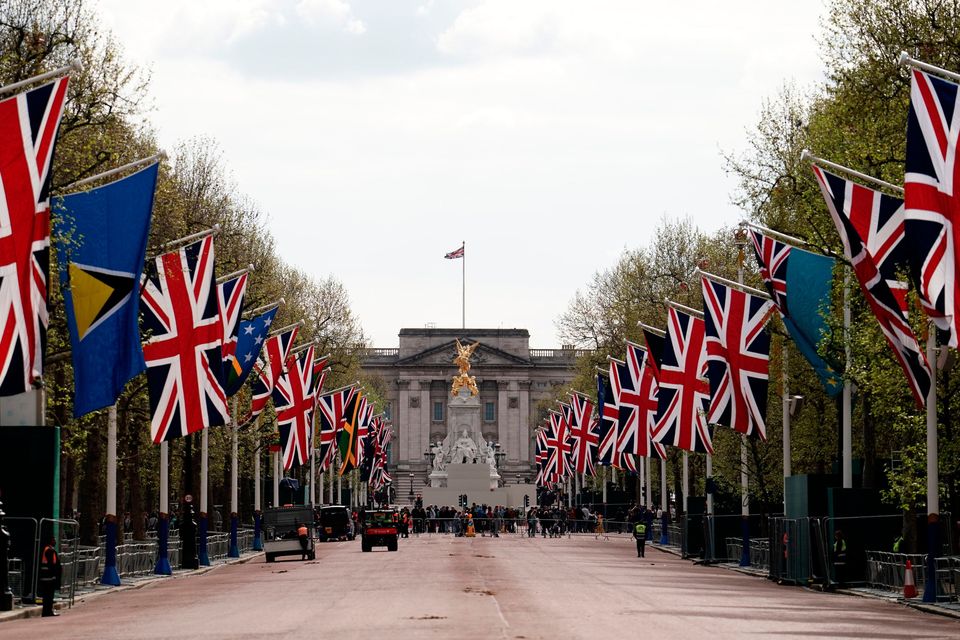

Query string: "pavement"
[[1, 535, 958, 639]]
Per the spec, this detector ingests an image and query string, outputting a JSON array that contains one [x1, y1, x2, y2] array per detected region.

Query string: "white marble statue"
[[450, 429, 478, 464], [431, 441, 446, 471], [486, 440, 497, 471]]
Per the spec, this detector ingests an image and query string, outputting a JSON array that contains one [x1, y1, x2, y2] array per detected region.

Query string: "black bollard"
[[180, 497, 199, 570], [0, 497, 14, 611]]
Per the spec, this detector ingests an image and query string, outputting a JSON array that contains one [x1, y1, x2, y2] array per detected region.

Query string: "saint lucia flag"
[[53, 163, 158, 416]]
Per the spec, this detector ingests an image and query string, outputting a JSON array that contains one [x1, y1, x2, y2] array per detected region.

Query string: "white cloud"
[[92, 0, 826, 347], [295, 0, 366, 34]]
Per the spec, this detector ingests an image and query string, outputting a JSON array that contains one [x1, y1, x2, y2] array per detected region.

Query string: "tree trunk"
[[78, 416, 105, 545]]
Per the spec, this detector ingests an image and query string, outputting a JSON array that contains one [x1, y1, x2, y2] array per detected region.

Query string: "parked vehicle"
[[318, 505, 355, 541], [262, 506, 315, 562]]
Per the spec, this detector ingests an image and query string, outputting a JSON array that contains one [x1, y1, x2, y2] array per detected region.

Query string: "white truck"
[[262, 506, 316, 562]]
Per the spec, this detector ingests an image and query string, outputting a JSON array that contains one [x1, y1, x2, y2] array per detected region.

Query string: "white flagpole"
[[682, 451, 689, 514], [660, 458, 667, 511], [101, 405, 120, 585], [924, 321, 939, 603], [782, 343, 791, 514], [645, 457, 652, 507], [0, 60, 81, 97], [199, 426, 210, 565], [842, 268, 853, 489], [462, 241, 466, 329], [639, 457, 645, 505], [229, 397, 239, 557], [254, 438, 261, 511], [273, 450, 280, 507]]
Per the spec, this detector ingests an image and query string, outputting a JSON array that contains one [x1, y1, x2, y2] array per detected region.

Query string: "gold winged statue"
[[451, 339, 480, 397]]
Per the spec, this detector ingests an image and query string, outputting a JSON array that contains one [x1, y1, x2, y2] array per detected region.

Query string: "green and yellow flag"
[[337, 391, 363, 476]]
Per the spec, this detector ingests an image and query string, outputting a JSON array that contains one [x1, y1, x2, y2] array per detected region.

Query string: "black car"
[[361, 509, 398, 552], [317, 505, 355, 542]]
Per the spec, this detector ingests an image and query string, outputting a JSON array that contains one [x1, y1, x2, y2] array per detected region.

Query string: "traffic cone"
[[903, 559, 918, 599]]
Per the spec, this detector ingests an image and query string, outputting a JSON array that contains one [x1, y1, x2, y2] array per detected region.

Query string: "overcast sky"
[[97, 0, 826, 348]]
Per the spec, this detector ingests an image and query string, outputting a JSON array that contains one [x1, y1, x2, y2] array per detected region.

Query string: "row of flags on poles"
[[0, 65, 392, 490], [535, 55, 960, 486]]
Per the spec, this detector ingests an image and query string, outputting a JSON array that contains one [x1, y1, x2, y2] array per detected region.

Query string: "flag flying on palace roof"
[[140, 236, 227, 442], [0, 76, 70, 396], [444, 245, 464, 259], [54, 162, 157, 416]]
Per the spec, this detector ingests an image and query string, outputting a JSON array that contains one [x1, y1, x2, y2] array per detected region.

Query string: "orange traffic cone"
[[903, 559, 918, 599]]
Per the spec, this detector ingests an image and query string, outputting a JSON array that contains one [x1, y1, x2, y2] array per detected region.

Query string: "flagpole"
[[67, 153, 167, 191], [659, 458, 669, 545], [462, 241, 466, 329], [101, 405, 121, 585], [273, 446, 280, 508], [924, 321, 939, 602], [229, 397, 240, 557], [782, 342, 791, 515], [842, 268, 853, 489], [0, 59, 81, 98], [253, 416, 263, 550], [645, 456, 652, 507], [737, 234, 751, 567], [154, 442, 172, 575], [199, 428, 210, 566]]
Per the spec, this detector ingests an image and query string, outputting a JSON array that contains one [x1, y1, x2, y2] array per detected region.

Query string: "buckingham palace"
[[360, 328, 586, 497]]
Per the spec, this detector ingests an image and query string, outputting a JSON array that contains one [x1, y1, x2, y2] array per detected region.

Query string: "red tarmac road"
[[2, 535, 958, 639]]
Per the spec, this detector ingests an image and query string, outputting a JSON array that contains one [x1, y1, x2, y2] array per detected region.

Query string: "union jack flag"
[[534, 426, 549, 486], [217, 273, 248, 391], [568, 392, 598, 475], [609, 357, 638, 471], [813, 165, 931, 407], [545, 410, 573, 482], [141, 237, 227, 442], [444, 245, 464, 259], [596, 370, 618, 466], [750, 230, 789, 311], [904, 66, 960, 347], [625, 342, 666, 459], [370, 417, 392, 490], [0, 76, 69, 395], [652, 306, 712, 454], [316, 385, 356, 472], [273, 346, 315, 469], [702, 277, 775, 439], [249, 325, 298, 419], [811, 165, 910, 309]]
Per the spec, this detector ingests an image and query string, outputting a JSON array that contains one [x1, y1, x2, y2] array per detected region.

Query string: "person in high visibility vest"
[[633, 521, 647, 558], [38, 536, 62, 617], [297, 522, 309, 560]]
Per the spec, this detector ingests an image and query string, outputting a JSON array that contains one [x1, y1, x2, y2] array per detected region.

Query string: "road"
[[1, 534, 957, 639]]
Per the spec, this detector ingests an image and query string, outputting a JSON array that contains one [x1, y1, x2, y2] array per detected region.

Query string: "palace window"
[[484, 401, 495, 422], [433, 401, 444, 422]]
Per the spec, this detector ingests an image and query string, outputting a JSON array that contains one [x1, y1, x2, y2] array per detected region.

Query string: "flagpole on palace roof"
[[462, 240, 466, 329]]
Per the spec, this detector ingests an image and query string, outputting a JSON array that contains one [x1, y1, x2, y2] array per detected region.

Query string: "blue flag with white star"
[[224, 307, 277, 396]]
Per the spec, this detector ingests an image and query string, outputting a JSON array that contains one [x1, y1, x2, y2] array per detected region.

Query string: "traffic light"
[[523, 494, 529, 508]]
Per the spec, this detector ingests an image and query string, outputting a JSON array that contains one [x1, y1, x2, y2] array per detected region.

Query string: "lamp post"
[[408, 472, 415, 502]]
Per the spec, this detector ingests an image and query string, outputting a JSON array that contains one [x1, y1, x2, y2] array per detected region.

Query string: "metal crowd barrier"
[[864, 551, 960, 600]]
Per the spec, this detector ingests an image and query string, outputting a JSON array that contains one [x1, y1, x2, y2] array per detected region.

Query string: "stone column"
[[420, 382, 431, 461], [498, 381, 515, 460], [519, 380, 531, 462], [397, 380, 410, 462]]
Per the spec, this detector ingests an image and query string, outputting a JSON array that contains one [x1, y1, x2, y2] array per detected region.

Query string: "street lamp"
[[408, 472, 415, 501]]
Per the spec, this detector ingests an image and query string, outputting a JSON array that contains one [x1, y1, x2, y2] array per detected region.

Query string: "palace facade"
[[360, 328, 586, 495]]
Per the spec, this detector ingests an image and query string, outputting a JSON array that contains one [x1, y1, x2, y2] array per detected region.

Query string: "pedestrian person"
[[297, 521, 309, 560], [633, 520, 647, 558], [833, 529, 847, 588], [38, 536, 62, 617]]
